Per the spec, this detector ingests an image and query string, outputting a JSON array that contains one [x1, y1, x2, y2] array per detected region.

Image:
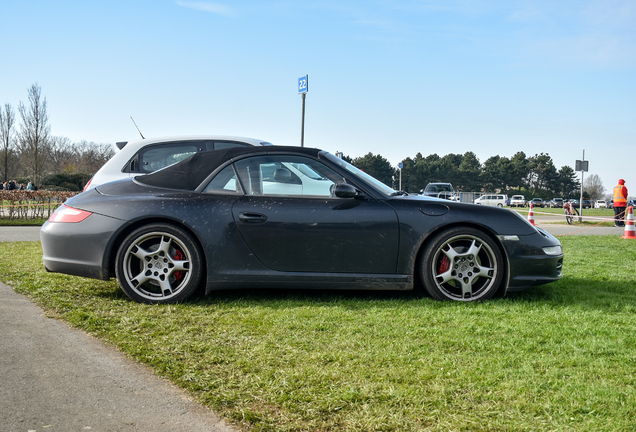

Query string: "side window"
[[214, 141, 249, 150], [138, 143, 199, 173], [203, 164, 242, 194], [234, 155, 345, 197]]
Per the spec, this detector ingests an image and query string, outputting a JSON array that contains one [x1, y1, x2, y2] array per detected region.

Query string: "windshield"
[[425, 183, 451, 192], [323, 152, 396, 197]]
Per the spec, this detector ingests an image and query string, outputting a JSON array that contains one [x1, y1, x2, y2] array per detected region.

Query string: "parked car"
[[473, 194, 508, 207], [549, 198, 564, 208], [83, 135, 273, 190], [419, 182, 459, 201], [568, 199, 593, 209], [510, 195, 526, 207], [41, 145, 563, 304], [530, 198, 544, 208], [594, 200, 607, 209]]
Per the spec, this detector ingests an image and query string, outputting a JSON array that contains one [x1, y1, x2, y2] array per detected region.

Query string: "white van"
[[474, 194, 508, 207]]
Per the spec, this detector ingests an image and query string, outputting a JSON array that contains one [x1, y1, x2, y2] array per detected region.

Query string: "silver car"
[[84, 135, 273, 190]]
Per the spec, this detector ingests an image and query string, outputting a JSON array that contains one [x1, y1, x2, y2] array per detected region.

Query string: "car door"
[[230, 154, 399, 274]]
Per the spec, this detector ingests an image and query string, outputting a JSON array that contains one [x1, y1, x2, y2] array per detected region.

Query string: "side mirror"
[[333, 183, 358, 198]]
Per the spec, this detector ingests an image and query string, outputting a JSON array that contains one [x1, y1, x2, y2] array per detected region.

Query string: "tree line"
[[0, 83, 115, 190], [2, 83, 600, 199], [346, 151, 589, 200]]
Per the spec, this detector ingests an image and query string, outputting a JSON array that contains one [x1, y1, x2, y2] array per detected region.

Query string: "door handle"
[[238, 212, 268, 224]]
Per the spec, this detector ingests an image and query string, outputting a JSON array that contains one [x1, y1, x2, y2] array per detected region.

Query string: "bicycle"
[[564, 201, 579, 225]]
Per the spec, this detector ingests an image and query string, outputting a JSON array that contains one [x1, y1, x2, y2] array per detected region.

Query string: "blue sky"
[[1, 0, 634, 193]]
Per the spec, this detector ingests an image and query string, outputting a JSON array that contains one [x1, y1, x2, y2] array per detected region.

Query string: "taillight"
[[83, 177, 93, 192], [48, 205, 92, 223]]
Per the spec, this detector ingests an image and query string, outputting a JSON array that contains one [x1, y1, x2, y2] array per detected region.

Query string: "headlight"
[[542, 245, 563, 256]]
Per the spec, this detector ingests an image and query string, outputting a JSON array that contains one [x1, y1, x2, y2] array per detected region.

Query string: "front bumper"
[[503, 227, 563, 291]]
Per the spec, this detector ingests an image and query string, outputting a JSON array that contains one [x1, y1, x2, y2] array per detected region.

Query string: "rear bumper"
[[40, 214, 125, 280]]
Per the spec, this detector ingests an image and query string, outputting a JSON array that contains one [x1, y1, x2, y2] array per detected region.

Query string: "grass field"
[[1, 237, 636, 431], [0, 218, 47, 226]]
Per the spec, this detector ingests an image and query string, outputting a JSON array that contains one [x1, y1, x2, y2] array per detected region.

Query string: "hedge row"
[[0, 190, 79, 220]]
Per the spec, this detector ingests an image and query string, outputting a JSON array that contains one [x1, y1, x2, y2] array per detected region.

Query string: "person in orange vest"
[[613, 179, 628, 227]]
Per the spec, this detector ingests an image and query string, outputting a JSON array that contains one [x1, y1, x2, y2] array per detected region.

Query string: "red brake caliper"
[[438, 255, 450, 274], [173, 249, 184, 281]]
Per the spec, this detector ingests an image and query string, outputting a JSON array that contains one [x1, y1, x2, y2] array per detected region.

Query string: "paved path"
[[536, 222, 626, 236], [0, 226, 42, 242], [0, 280, 239, 432]]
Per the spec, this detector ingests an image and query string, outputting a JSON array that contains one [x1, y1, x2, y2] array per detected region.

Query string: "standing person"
[[613, 179, 628, 227]]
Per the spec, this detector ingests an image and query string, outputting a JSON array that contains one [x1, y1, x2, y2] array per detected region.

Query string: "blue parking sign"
[[298, 75, 308, 94]]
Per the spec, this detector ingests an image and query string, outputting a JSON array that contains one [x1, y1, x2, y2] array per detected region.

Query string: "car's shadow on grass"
[[180, 275, 636, 313], [500, 276, 636, 311], [85, 271, 635, 313]]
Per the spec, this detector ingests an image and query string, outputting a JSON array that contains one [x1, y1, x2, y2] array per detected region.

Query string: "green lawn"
[[1, 237, 636, 431], [0, 218, 47, 226]]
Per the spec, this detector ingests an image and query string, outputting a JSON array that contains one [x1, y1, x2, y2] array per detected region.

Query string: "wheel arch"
[[412, 222, 510, 297], [105, 216, 207, 281]]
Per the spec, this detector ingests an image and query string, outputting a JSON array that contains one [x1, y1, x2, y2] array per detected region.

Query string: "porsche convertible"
[[41, 146, 563, 303]]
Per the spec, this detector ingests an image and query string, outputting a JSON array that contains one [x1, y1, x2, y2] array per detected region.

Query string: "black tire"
[[419, 227, 504, 301], [115, 223, 203, 304]]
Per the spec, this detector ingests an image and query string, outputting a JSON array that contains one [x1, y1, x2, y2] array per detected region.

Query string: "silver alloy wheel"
[[121, 231, 193, 301], [423, 229, 503, 301]]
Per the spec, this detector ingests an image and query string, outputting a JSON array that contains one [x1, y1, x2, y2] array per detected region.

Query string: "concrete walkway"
[[0, 280, 240, 431], [0, 226, 42, 242]]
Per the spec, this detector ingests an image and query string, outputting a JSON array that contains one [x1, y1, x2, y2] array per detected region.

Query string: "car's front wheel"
[[115, 223, 203, 304], [419, 227, 504, 301]]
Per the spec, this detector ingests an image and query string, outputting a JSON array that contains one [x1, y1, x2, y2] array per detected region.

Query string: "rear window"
[[141, 145, 198, 173]]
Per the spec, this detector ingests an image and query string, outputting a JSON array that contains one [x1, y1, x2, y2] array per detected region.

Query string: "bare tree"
[[584, 174, 605, 200], [73, 140, 116, 174], [0, 103, 17, 182], [50, 136, 75, 173], [18, 83, 51, 185]]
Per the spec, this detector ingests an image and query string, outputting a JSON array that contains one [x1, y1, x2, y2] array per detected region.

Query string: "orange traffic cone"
[[527, 203, 535, 226], [622, 206, 635, 239]]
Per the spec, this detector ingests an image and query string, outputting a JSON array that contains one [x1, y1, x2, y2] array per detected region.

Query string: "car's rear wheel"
[[420, 227, 504, 301], [115, 223, 203, 304]]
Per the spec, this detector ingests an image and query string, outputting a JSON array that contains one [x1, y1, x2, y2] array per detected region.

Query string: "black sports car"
[[41, 146, 563, 303]]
